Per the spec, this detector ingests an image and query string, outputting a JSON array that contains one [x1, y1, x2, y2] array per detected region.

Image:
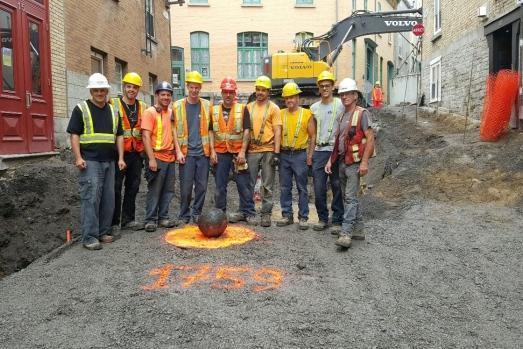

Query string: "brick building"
[[421, 0, 522, 126], [170, 0, 397, 103]]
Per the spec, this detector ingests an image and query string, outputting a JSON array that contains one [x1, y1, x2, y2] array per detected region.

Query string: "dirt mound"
[[0, 156, 80, 278]]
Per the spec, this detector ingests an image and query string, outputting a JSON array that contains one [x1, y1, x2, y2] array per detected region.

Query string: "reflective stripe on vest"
[[212, 103, 244, 153], [249, 101, 271, 144], [344, 107, 368, 164], [316, 99, 338, 145], [174, 98, 211, 156], [78, 101, 118, 144], [282, 107, 304, 149], [111, 98, 143, 140], [154, 111, 163, 151]]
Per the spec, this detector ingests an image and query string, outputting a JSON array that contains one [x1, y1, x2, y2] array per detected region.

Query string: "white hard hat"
[[338, 78, 360, 94], [86, 73, 111, 89]]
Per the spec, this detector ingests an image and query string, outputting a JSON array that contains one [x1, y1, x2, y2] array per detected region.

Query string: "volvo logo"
[[385, 20, 419, 26]]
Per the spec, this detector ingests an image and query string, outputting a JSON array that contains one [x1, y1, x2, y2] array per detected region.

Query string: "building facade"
[[170, 0, 397, 103], [421, 0, 521, 125]]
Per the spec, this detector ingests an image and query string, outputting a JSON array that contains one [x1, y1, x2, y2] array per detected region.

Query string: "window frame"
[[145, 0, 155, 39], [190, 31, 211, 80], [434, 0, 441, 35], [429, 56, 441, 102], [295, 0, 314, 7], [114, 58, 127, 95], [242, 0, 261, 5], [90, 49, 105, 75], [237, 31, 268, 80]]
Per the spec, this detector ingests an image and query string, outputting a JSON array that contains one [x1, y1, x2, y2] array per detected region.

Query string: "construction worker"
[[173, 71, 213, 224], [211, 77, 256, 224], [246, 75, 282, 227], [372, 81, 383, 109], [310, 71, 344, 232], [325, 78, 375, 248], [66, 73, 125, 250], [276, 82, 316, 230], [141, 81, 178, 232], [111, 72, 147, 233]]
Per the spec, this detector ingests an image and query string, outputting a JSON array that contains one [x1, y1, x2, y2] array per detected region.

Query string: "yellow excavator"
[[262, 8, 423, 105]]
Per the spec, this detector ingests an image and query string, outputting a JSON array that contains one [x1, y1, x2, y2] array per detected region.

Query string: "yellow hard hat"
[[317, 71, 335, 84], [255, 75, 272, 89], [122, 72, 142, 87], [282, 82, 302, 97], [186, 71, 203, 85]]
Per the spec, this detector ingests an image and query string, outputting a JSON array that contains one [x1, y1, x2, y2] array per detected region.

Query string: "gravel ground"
[[0, 106, 521, 348]]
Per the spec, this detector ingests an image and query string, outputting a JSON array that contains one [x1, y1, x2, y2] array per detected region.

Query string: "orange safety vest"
[[111, 97, 145, 153], [372, 87, 383, 108], [212, 103, 245, 154], [343, 106, 368, 165], [173, 98, 211, 157]]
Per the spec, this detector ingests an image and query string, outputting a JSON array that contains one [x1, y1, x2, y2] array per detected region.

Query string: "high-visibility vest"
[[343, 106, 367, 164], [173, 98, 211, 157], [78, 101, 118, 144], [282, 107, 306, 150], [111, 97, 146, 152], [212, 103, 244, 154]]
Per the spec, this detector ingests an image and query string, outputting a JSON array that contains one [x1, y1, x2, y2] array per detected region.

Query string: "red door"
[[0, 0, 53, 155]]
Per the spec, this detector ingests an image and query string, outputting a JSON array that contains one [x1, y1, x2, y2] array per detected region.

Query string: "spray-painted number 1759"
[[142, 264, 283, 292]]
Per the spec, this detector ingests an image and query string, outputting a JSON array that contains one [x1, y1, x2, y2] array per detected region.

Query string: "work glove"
[[270, 153, 280, 168]]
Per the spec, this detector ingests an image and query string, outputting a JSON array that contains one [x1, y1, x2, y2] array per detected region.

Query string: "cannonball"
[[198, 208, 228, 238]]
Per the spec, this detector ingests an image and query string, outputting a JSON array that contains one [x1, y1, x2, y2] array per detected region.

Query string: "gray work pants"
[[339, 161, 362, 235], [247, 151, 275, 214]]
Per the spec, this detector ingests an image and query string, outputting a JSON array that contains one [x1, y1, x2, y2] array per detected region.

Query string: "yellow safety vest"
[[78, 101, 118, 144]]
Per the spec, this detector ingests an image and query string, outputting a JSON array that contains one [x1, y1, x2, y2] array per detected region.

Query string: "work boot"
[[123, 221, 145, 231], [276, 216, 294, 227], [330, 224, 342, 236], [352, 222, 365, 240], [145, 222, 157, 232], [313, 221, 328, 231], [228, 212, 246, 223], [335, 234, 352, 248], [83, 238, 102, 250], [246, 215, 258, 226], [109, 225, 121, 240], [298, 218, 309, 230], [99, 234, 114, 244], [260, 214, 272, 227], [159, 219, 178, 228]]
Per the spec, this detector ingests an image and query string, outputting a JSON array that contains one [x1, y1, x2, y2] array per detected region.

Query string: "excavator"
[[262, 8, 423, 106]]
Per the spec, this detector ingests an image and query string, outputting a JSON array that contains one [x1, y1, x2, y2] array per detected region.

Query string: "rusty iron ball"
[[198, 208, 228, 238]]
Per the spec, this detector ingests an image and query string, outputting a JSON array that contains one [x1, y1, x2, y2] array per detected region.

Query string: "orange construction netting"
[[480, 69, 519, 142], [165, 225, 256, 249]]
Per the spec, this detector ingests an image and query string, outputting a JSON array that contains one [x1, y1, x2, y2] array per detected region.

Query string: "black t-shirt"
[[120, 97, 140, 128], [67, 100, 124, 161]]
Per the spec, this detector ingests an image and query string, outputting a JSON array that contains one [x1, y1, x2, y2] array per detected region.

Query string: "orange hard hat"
[[220, 77, 237, 92]]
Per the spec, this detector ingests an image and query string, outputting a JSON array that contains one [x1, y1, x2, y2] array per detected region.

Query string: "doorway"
[[171, 46, 185, 101], [0, 0, 53, 155]]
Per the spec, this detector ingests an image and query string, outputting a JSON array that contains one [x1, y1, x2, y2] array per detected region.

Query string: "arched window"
[[237, 32, 268, 79], [190, 31, 210, 78]]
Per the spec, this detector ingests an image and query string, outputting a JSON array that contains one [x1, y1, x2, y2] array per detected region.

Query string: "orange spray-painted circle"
[[165, 225, 256, 249]]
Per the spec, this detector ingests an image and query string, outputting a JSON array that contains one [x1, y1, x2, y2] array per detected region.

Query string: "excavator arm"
[[301, 8, 423, 65]]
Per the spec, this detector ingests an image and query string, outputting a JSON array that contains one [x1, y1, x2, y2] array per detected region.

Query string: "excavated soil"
[[0, 105, 521, 348]]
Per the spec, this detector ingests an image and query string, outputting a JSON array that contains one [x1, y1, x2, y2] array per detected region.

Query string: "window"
[[364, 0, 368, 11], [114, 59, 126, 95], [352, 0, 356, 11], [189, 0, 208, 3], [149, 73, 157, 105], [294, 31, 313, 48], [352, 39, 356, 79], [429, 56, 441, 102], [296, 0, 313, 5], [434, 0, 441, 34], [237, 32, 268, 80], [1, 9, 14, 91], [145, 0, 154, 38], [243, 0, 261, 4], [190, 31, 210, 79], [90, 49, 105, 75]]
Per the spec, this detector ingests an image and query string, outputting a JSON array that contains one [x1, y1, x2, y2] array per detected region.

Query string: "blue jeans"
[[279, 150, 309, 220], [113, 151, 143, 226], [79, 160, 115, 243], [144, 159, 176, 224], [312, 151, 344, 224], [247, 151, 275, 214], [214, 153, 255, 216], [338, 161, 362, 234], [178, 155, 209, 221]]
